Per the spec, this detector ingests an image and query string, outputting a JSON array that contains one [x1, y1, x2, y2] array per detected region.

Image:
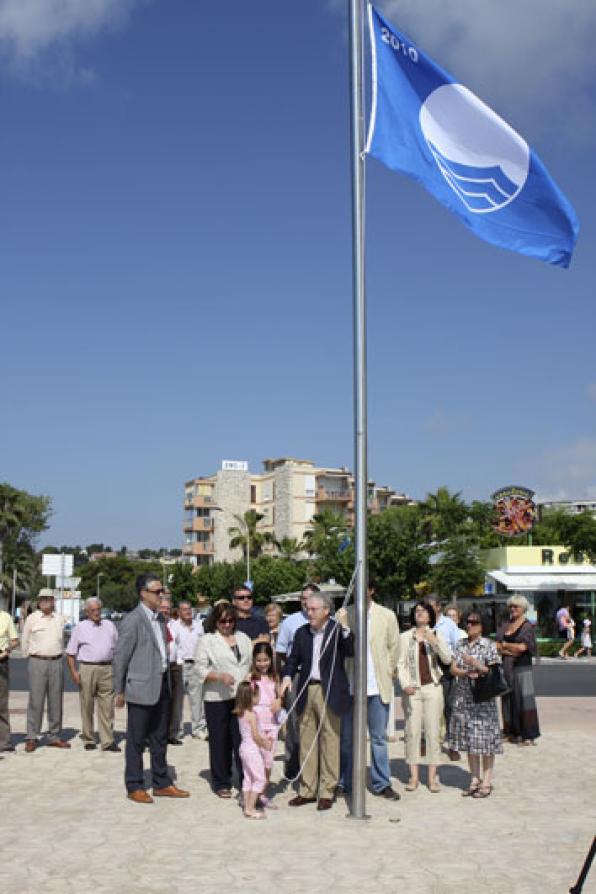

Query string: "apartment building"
[[183, 458, 413, 566]]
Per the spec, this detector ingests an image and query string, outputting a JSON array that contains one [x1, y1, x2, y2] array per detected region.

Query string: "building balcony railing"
[[184, 495, 215, 509], [183, 518, 214, 532], [316, 488, 351, 502], [183, 541, 214, 556]]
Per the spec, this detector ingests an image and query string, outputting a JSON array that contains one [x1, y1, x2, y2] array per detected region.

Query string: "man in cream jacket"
[[337, 582, 400, 800]]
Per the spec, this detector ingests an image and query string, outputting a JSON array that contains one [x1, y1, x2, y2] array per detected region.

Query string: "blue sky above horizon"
[[1, 0, 595, 549]]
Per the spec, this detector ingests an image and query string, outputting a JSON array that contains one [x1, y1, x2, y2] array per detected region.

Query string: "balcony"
[[316, 488, 351, 502], [184, 494, 215, 509], [183, 517, 215, 532], [183, 541, 214, 556]]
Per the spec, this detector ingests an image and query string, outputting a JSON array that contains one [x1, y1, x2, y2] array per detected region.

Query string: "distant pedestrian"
[[575, 619, 593, 658], [65, 597, 120, 752], [112, 574, 190, 803], [234, 681, 272, 819], [158, 593, 184, 746], [496, 595, 540, 746], [448, 612, 503, 798], [559, 607, 575, 659], [397, 602, 451, 793], [21, 591, 70, 752], [0, 608, 19, 753], [175, 600, 207, 740], [232, 586, 270, 644]]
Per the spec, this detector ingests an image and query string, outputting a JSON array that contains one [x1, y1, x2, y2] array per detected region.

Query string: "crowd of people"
[[0, 575, 570, 819]]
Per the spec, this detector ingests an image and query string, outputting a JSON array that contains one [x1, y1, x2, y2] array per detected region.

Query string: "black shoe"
[[0, 744, 16, 753], [375, 786, 400, 801], [168, 737, 183, 746], [84, 744, 97, 751], [102, 743, 121, 752]]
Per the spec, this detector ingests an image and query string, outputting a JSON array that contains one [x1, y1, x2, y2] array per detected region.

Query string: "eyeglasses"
[[218, 618, 234, 625], [146, 587, 165, 595], [466, 618, 481, 625], [235, 595, 252, 601]]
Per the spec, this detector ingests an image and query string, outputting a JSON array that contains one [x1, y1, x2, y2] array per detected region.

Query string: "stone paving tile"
[[3, 693, 596, 894]]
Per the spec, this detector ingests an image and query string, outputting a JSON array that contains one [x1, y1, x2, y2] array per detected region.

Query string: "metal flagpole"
[[348, 0, 368, 820]]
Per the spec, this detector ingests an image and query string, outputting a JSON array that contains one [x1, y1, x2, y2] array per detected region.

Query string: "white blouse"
[[195, 630, 252, 702]]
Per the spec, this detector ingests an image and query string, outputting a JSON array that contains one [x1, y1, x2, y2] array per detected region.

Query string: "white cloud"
[[0, 0, 147, 83], [587, 383, 596, 402], [343, 0, 596, 143], [423, 409, 468, 437], [533, 436, 596, 501]]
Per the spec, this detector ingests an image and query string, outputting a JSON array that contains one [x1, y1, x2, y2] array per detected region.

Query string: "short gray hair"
[[85, 597, 102, 610], [307, 591, 333, 613], [178, 600, 192, 610], [159, 593, 172, 606], [507, 594, 530, 613]]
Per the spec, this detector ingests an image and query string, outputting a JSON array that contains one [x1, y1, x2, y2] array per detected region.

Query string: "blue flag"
[[366, 6, 579, 267]]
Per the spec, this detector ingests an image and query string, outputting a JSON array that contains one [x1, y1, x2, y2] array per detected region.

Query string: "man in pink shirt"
[[66, 597, 120, 752]]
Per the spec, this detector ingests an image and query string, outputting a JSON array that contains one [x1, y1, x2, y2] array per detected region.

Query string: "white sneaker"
[[192, 729, 209, 741]]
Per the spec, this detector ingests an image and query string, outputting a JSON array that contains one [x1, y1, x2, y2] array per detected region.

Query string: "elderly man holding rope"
[[280, 590, 354, 811]]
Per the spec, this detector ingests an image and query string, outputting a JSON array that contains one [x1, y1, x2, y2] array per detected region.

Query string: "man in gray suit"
[[113, 574, 190, 804]]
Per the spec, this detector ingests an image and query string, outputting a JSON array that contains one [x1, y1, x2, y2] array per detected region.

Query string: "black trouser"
[[441, 672, 455, 733], [125, 674, 172, 793], [204, 699, 242, 792], [167, 663, 183, 739]]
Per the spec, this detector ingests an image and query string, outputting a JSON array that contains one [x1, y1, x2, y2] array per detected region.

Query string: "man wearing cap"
[[112, 574, 190, 804], [0, 608, 19, 753], [66, 597, 120, 752], [21, 591, 70, 752]]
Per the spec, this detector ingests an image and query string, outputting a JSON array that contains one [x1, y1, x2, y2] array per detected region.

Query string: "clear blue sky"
[[1, 0, 595, 548]]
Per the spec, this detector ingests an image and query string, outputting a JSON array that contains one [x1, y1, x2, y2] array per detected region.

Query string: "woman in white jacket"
[[397, 601, 451, 792]]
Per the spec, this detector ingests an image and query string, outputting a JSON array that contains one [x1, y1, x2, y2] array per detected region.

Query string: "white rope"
[[281, 565, 359, 785]]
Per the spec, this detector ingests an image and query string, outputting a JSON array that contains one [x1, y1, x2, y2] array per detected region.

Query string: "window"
[[250, 485, 257, 503]]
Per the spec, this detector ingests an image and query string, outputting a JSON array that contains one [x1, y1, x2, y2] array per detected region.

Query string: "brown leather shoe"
[[288, 795, 317, 807], [47, 739, 71, 749], [127, 789, 154, 804], [153, 785, 190, 798], [317, 798, 334, 811], [25, 740, 37, 753]]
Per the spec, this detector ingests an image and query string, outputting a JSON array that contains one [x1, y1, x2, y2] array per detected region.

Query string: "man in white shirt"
[[174, 601, 207, 740], [21, 591, 69, 752], [337, 582, 400, 799]]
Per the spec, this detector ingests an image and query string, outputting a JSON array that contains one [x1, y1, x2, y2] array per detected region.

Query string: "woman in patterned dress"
[[447, 611, 503, 799]]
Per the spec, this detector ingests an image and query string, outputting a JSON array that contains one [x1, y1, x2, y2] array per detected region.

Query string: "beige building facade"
[[183, 458, 413, 566]]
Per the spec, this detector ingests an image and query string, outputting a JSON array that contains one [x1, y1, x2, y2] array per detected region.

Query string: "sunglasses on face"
[[235, 595, 252, 601], [466, 618, 481, 625], [146, 587, 165, 595], [219, 618, 234, 625]]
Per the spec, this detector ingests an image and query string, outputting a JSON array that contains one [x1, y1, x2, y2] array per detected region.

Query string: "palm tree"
[[228, 510, 275, 559], [275, 537, 305, 562], [419, 486, 468, 543], [303, 510, 349, 556]]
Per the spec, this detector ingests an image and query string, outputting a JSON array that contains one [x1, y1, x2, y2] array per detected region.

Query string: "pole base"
[[345, 812, 371, 821]]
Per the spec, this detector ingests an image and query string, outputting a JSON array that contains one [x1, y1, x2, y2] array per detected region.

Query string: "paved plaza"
[[3, 691, 595, 894]]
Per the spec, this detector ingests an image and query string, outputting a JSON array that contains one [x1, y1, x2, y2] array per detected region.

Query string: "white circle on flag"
[[419, 83, 530, 214]]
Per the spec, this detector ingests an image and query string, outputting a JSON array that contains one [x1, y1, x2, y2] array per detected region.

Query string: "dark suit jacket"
[[112, 604, 170, 705], [283, 619, 354, 717]]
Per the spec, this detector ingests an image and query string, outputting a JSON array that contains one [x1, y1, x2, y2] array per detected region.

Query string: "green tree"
[[368, 506, 430, 601], [303, 511, 353, 586], [78, 556, 163, 612], [0, 483, 52, 609], [251, 556, 307, 601], [228, 510, 275, 559], [429, 537, 485, 599], [168, 563, 197, 602], [275, 537, 304, 562], [419, 486, 468, 542]]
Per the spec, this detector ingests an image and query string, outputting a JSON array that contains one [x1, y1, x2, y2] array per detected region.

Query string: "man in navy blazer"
[[281, 590, 353, 810], [113, 574, 190, 804]]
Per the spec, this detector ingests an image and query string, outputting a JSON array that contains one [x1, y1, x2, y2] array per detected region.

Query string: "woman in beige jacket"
[[397, 601, 451, 792]]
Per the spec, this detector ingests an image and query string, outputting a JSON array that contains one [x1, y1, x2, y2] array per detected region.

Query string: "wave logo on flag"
[[366, 6, 579, 267], [420, 84, 530, 214]]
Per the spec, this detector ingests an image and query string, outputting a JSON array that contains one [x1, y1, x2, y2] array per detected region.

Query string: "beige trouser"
[[79, 663, 115, 748], [298, 683, 341, 800], [403, 683, 444, 766]]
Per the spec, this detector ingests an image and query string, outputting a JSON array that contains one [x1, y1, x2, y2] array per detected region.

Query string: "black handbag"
[[472, 663, 510, 703]]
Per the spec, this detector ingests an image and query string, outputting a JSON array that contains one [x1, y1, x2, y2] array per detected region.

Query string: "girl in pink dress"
[[234, 682, 273, 820], [251, 643, 283, 808]]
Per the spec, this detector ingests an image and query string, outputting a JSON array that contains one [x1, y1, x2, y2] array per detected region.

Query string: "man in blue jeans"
[[337, 582, 400, 800]]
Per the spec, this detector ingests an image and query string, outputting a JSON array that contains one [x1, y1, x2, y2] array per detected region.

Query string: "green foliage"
[[78, 556, 163, 612], [303, 511, 354, 585], [419, 487, 468, 542], [429, 537, 485, 599], [0, 483, 52, 603], [275, 537, 305, 562], [368, 506, 430, 600], [228, 510, 275, 558], [168, 563, 197, 602], [251, 556, 307, 601]]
